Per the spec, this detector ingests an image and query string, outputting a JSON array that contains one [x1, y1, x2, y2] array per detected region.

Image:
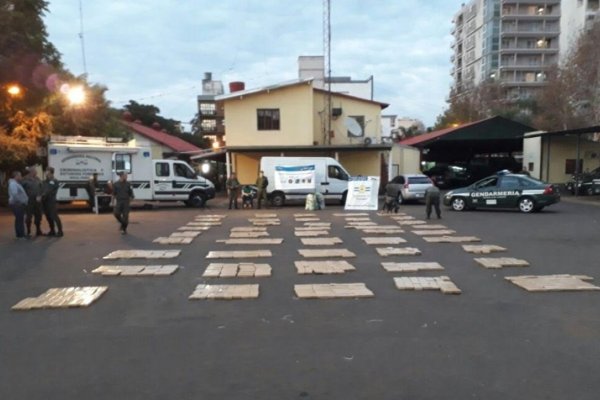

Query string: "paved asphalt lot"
[[1, 197, 599, 400]]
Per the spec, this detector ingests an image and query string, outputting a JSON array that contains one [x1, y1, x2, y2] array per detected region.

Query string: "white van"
[[259, 156, 351, 206], [48, 136, 215, 208]]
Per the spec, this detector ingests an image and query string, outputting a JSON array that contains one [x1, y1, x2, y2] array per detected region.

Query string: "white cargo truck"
[[259, 156, 352, 206], [47, 136, 215, 208]]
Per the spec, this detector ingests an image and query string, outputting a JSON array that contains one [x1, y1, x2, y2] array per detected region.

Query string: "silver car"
[[386, 174, 434, 204]]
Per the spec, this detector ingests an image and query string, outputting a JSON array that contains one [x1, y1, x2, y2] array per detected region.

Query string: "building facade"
[[196, 72, 225, 146], [215, 79, 390, 184]]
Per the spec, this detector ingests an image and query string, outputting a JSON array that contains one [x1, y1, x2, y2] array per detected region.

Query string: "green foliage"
[[0, 111, 51, 170], [123, 100, 181, 134]]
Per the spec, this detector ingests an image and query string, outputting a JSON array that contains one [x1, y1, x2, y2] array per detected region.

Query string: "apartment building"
[[195, 72, 225, 145], [451, 0, 581, 101]]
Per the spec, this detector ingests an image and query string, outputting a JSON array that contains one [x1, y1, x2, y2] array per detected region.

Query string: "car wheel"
[[518, 197, 535, 213], [397, 192, 404, 205], [451, 197, 466, 211], [340, 190, 347, 205], [271, 192, 285, 207], [586, 186, 594, 196], [187, 192, 206, 208]]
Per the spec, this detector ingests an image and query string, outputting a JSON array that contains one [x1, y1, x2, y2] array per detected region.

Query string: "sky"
[[44, 0, 463, 130]]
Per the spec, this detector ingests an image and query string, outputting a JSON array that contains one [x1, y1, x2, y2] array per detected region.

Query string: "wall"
[[523, 134, 542, 179], [131, 133, 170, 159], [389, 145, 421, 177], [330, 81, 373, 100], [223, 83, 314, 147], [233, 153, 261, 185], [312, 91, 383, 146], [541, 136, 600, 183], [338, 152, 381, 176]]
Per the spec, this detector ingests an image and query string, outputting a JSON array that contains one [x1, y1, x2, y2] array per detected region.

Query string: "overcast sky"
[[44, 0, 462, 129]]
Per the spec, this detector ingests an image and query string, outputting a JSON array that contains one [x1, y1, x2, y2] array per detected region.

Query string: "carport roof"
[[400, 116, 535, 147]]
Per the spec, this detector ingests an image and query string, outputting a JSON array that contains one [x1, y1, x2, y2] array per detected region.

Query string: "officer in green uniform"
[[22, 167, 43, 236], [425, 183, 442, 219], [112, 172, 134, 234], [255, 170, 269, 209], [41, 167, 64, 237], [226, 172, 240, 210]]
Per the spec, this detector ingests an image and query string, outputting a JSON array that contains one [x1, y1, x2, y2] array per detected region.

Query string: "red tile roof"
[[399, 118, 485, 146], [122, 120, 200, 153]]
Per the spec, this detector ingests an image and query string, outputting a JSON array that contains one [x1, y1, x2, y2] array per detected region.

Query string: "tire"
[[451, 197, 466, 211], [586, 186, 594, 196], [187, 192, 206, 208], [271, 192, 285, 207], [518, 197, 535, 213], [397, 192, 404, 205]]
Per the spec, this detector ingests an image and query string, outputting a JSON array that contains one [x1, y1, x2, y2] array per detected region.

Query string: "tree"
[[434, 80, 535, 130], [534, 22, 600, 130], [124, 100, 211, 149], [123, 100, 181, 134]]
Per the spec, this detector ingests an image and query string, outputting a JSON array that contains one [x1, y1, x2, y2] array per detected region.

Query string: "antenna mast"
[[323, 0, 332, 144], [78, 0, 88, 76]]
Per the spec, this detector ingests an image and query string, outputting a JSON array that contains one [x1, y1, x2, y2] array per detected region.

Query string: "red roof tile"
[[122, 120, 200, 153], [399, 119, 485, 146]]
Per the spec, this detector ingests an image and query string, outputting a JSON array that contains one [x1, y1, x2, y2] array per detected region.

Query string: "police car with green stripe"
[[443, 171, 560, 213]]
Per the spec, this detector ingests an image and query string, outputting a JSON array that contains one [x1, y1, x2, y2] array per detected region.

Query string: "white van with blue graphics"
[[48, 136, 215, 208], [260, 156, 351, 206]]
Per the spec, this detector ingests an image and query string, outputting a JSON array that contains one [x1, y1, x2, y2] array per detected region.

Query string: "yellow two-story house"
[[216, 78, 391, 184]]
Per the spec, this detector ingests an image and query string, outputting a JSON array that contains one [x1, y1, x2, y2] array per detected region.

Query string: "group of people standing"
[[8, 167, 63, 239], [225, 170, 269, 210]]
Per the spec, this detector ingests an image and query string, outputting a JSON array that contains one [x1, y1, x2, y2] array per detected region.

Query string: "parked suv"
[[386, 174, 434, 204]]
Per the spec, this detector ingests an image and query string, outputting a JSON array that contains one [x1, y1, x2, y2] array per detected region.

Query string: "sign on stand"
[[345, 176, 380, 210], [274, 165, 316, 190]]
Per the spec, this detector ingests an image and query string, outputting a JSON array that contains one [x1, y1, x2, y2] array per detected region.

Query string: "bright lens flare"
[[67, 86, 86, 105], [7, 84, 21, 96]]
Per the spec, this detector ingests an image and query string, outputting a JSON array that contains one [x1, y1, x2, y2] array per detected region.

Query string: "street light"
[[65, 85, 86, 106], [7, 84, 22, 97]]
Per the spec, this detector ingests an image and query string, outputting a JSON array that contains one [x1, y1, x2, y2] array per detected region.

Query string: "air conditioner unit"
[[332, 108, 342, 117]]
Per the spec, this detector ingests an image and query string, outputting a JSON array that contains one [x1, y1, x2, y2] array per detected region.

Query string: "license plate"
[[415, 194, 423, 198]]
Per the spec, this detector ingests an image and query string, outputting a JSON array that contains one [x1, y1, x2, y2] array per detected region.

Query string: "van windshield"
[[328, 165, 349, 181], [174, 163, 196, 179]]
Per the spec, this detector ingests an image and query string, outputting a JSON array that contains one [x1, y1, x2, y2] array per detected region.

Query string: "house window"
[[257, 109, 280, 130], [565, 159, 583, 174]]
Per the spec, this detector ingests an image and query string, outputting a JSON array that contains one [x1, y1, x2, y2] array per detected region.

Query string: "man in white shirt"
[[8, 171, 29, 239]]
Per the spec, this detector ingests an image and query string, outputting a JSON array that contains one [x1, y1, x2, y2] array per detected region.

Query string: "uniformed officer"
[[41, 167, 64, 237], [226, 172, 240, 210], [255, 170, 269, 209], [112, 172, 134, 234], [21, 167, 43, 236], [86, 172, 99, 210], [425, 183, 442, 219]]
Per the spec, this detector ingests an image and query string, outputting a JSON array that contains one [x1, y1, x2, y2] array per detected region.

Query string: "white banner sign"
[[344, 176, 380, 210], [274, 165, 316, 190]]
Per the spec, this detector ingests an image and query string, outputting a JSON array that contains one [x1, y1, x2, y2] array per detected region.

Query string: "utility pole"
[[78, 0, 88, 76], [323, 0, 332, 145]]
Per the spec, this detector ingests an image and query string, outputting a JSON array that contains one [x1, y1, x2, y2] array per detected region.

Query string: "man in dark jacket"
[[226, 172, 240, 210], [255, 170, 269, 209], [112, 172, 134, 234], [41, 167, 64, 237], [22, 167, 43, 236]]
